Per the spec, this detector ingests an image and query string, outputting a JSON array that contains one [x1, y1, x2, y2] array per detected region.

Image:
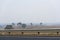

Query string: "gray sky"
[[0, 0, 60, 23]]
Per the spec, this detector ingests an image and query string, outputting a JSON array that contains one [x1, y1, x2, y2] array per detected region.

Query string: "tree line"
[[5, 22, 43, 29]]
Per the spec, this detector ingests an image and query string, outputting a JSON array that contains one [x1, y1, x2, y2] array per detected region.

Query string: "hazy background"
[[0, 0, 60, 24]]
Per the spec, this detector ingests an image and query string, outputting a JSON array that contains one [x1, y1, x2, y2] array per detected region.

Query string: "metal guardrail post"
[[21, 32, 24, 35], [57, 32, 59, 35], [8, 32, 11, 35], [38, 32, 40, 35]]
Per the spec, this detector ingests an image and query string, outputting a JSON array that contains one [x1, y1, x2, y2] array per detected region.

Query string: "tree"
[[0, 25, 2, 28], [40, 22, 43, 25], [5, 25, 13, 29], [17, 22, 22, 25], [22, 24, 26, 28], [12, 23, 15, 25], [30, 23, 33, 25]]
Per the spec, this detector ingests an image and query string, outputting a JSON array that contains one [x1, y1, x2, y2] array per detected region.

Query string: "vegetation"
[[22, 24, 26, 28], [30, 23, 33, 25], [5, 25, 13, 29], [12, 23, 15, 25], [40, 22, 43, 25], [17, 22, 22, 25]]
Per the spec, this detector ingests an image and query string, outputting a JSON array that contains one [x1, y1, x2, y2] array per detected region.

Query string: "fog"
[[0, 0, 60, 24]]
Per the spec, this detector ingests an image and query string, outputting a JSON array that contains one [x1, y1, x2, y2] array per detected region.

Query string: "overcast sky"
[[0, 0, 60, 24]]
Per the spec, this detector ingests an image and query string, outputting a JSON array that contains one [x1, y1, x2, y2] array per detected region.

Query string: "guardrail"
[[0, 29, 60, 36], [0, 31, 60, 36]]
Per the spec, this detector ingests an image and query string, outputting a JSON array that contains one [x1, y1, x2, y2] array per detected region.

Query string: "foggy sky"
[[0, 0, 60, 24]]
